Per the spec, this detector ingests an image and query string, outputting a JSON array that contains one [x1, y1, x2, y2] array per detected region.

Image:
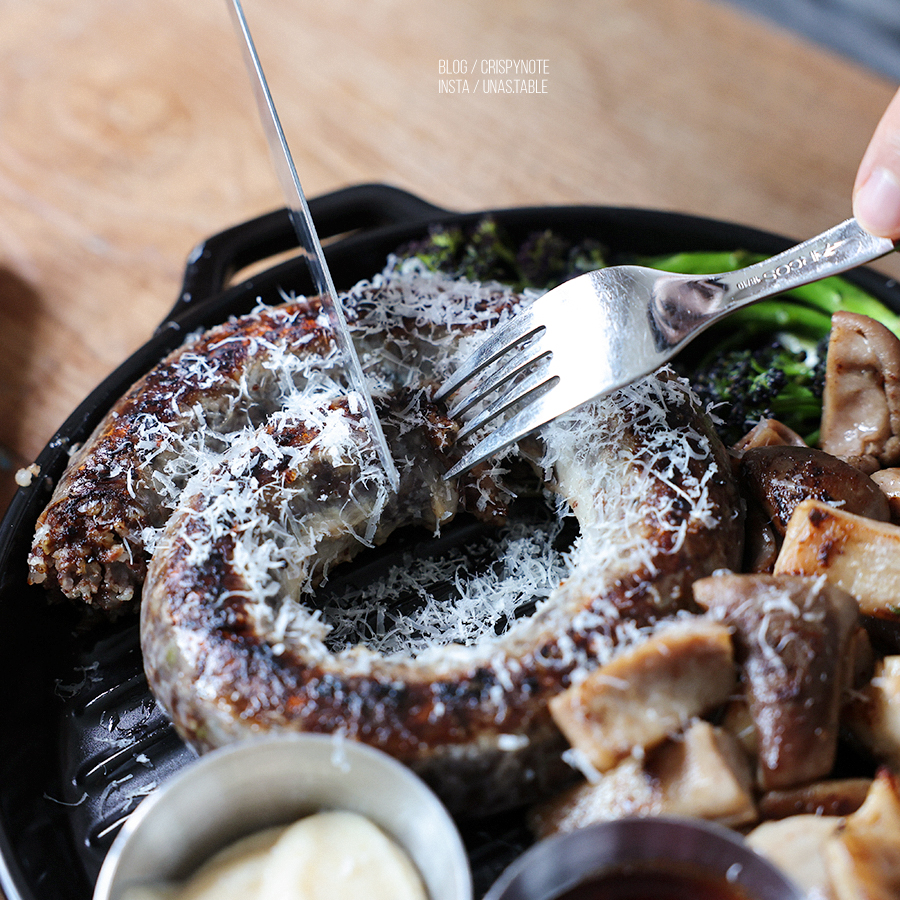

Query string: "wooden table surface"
[[0, 0, 898, 894], [1, 0, 898, 514]]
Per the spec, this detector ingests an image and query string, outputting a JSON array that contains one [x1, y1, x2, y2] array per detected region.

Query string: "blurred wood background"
[[0, 0, 897, 514]]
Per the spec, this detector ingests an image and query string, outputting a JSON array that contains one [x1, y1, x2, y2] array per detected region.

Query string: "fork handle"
[[719, 217, 896, 309]]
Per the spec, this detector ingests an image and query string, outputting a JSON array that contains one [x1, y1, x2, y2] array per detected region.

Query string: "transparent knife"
[[227, 0, 399, 490]]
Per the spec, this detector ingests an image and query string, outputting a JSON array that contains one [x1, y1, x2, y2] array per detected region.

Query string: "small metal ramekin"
[[92, 733, 472, 900], [483, 816, 805, 900]]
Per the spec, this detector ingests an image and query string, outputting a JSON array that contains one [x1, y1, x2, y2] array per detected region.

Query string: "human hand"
[[854, 87, 900, 240]]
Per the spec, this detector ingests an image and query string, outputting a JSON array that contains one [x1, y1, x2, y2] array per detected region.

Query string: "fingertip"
[[853, 165, 900, 240]]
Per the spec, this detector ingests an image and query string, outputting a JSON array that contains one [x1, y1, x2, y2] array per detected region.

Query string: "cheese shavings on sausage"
[[31, 258, 742, 814], [139, 278, 742, 818], [28, 263, 521, 615]]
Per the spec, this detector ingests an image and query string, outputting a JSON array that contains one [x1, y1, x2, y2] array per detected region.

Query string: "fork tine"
[[446, 337, 553, 420], [434, 307, 540, 402], [456, 364, 556, 442], [445, 381, 584, 479]]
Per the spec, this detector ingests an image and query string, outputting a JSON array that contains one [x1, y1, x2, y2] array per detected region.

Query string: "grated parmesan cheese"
[[15, 463, 40, 487], [149, 304, 723, 668], [135, 256, 741, 799], [320, 515, 570, 657]]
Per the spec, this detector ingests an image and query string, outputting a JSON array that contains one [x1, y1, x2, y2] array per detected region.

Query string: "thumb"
[[854, 87, 900, 240]]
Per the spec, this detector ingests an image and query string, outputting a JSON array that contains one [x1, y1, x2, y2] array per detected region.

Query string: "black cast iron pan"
[[1, 183, 897, 900]]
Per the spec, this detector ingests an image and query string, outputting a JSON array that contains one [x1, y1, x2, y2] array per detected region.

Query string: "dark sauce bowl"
[[483, 817, 805, 900]]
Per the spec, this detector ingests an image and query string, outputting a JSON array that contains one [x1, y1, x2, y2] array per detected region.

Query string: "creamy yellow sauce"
[[123, 810, 427, 900]]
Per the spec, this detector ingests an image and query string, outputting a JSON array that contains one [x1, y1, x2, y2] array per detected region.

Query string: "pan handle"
[[169, 183, 449, 321]]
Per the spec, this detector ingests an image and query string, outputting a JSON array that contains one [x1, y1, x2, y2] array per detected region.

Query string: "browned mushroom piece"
[[843, 655, 900, 771], [775, 499, 900, 624], [825, 768, 900, 899], [529, 719, 757, 838], [758, 778, 871, 820], [739, 445, 890, 537], [870, 468, 900, 522], [747, 814, 842, 900], [742, 502, 781, 574], [820, 311, 900, 474], [693, 573, 859, 791], [749, 770, 900, 900], [733, 418, 808, 453], [719, 697, 758, 759], [734, 422, 807, 573], [547, 618, 736, 773]]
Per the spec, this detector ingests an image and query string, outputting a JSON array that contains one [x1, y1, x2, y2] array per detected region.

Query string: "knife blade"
[[227, 0, 399, 490]]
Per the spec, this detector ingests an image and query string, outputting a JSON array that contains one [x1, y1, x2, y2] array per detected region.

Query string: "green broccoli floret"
[[565, 239, 608, 279], [515, 229, 571, 289], [399, 219, 521, 286], [464, 219, 522, 284], [397, 219, 609, 291], [513, 232, 609, 289], [400, 226, 469, 275], [684, 339, 826, 445]]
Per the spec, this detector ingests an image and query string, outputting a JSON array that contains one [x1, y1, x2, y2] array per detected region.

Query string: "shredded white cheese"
[[142, 261, 726, 686]]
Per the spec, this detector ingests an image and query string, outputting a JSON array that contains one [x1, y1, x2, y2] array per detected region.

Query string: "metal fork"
[[437, 218, 896, 479]]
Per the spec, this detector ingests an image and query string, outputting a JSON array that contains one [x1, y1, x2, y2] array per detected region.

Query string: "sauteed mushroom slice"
[[844, 655, 900, 771], [747, 814, 842, 900], [870, 468, 900, 522], [721, 607, 871, 756], [750, 771, 900, 900], [758, 778, 871, 820], [693, 572, 859, 790], [740, 445, 890, 536], [548, 618, 736, 773], [821, 311, 900, 474], [825, 769, 900, 900], [743, 504, 781, 574], [734, 418, 807, 452], [739, 443, 890, 574], [529, 719, 756, 838], [775, 499, 900, 623], [735, 421, 808, 573]]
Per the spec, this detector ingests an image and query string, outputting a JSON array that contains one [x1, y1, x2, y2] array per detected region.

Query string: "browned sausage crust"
[[140, 347, 743, 812], [28, 269, 515, 615], [27, 301, 338, 614]]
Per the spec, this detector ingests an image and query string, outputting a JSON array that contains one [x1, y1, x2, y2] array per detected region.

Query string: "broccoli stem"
[[781, 279, 900, 337], [710, 301, 832, 349]]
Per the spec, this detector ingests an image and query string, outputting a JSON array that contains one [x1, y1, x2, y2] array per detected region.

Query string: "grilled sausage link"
[[141, 362, 743, 814], [27, 301, 337, 614], [27, 270, 515, 615], [29, 263, 743, 814]]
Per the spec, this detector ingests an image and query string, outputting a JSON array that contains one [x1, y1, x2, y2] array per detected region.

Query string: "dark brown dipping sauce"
[[554, 861, 753, 900]]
